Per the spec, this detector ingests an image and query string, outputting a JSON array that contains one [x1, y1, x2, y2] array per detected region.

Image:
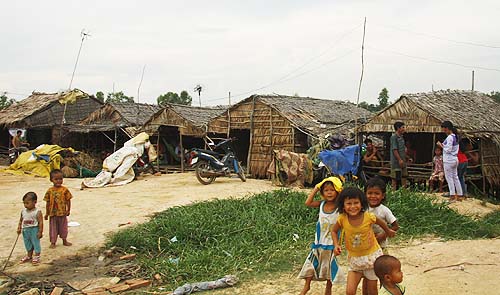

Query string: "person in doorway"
[[428, 146, 445, 193], [390, 122, 407, 190], [457, 139, 469, 198], [12, 130, 30, 152], [437, 121, 463, 202], [363, 139, 383, 167]]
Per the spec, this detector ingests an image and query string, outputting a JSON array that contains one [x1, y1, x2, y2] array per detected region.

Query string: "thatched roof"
[[144, 104, 226, 135], [0, 89, 102, 128], [246, 94, 372, 136], [359, 90, 500, 135], [80, 102, 161, 128], [167, 104, 226, 128]]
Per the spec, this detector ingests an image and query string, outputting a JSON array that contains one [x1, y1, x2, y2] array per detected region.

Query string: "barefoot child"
[[428, 146, 444, 193], [17, 192, 43, 265], [332, 187, 396, 295], [298, 176, 345, 295], [363, 177, 399, 294], [374, 255, 405, 295], [44, 169, 73, 248]]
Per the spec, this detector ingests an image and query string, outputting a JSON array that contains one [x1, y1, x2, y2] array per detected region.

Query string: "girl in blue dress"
[[299, 176, 345, 295]]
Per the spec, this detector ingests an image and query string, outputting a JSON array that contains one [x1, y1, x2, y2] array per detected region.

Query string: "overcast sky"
[[1, 1, 499, 106]]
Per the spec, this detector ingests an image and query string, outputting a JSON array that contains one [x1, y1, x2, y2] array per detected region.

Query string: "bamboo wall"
[[209, 99, 297, 178]]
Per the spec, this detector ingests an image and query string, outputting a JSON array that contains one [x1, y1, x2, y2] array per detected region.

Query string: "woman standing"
[[437, 121, 463, 201]]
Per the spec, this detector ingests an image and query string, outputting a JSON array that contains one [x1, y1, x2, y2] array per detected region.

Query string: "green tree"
[[377, 87, 389, 110], [95, 91, 105, 102], [0, 94, 15, 110], [358, 101, 378, 112], [106, 91, 134, 103], [487, 91, 500, 103], [157, 90, 192, 106]]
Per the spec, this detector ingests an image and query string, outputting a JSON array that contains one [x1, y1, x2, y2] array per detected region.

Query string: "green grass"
[[107, 189, 500, 289]]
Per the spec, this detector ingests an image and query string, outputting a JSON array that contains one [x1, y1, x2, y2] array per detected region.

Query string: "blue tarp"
[[318, 145, 361, 176]]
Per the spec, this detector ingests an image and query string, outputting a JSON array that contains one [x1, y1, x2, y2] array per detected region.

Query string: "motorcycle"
[[188, 137, 246, 185]]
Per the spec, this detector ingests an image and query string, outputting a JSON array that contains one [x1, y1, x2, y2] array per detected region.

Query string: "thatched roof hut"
[[64, 102, 161, 152], [0, 89, 102, 128], [0, 89, 102, 146], [359, 90, 500, 192], [142, 104, 226, 171], [143, 103, 226, 137], [208, 94, 372, 178]]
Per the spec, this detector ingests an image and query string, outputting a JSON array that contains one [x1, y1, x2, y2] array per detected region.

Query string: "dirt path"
[[0, 171, 275, 273], [212, 238, 500, 295]]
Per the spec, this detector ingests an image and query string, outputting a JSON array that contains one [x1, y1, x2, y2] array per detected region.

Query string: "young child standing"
[[428, 146, 444, 193], [332, 187, 396, 295], [299, 176, 345, 295], [44, 169, 73, 248], [362, 177, 399, 294], [374, 255, 405, 295], [17, 192, 44, 265]]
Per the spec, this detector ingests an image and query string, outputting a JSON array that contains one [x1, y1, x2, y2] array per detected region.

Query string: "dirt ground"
[[0, 171, 274, 274], [1, 171, 500, 295]]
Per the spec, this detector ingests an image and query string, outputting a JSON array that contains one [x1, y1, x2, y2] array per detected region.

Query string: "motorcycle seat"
[[194, 148, 220, 157]]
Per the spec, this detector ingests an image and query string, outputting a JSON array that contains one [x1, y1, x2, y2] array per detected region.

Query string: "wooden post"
[[269, 106, 274, 154], [180, 131, 184, 173], [291, 126, 295, 151], [227, 92, 231, 138], [113, 128, 118, 152], [247, 96, 256, 174], [479, 139, 486, 195], [156, 130, 161, 172]]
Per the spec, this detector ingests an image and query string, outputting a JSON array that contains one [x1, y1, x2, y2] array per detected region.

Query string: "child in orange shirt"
[[44, 169, 73, 248]]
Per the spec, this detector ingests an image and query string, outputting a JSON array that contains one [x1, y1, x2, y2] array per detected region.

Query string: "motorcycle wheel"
[[237, 162, 246, 182], [195, 160, 216, 185]]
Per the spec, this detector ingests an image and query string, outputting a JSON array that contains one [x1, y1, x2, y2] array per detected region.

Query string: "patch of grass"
[[108, 189, 500, 289]]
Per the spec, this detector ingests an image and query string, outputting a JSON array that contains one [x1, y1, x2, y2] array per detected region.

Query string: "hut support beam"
[[180, 131, 184, 173], [100, 131, 116, 148], [247, 96, 256, 174], [480, 139, 486, 195]]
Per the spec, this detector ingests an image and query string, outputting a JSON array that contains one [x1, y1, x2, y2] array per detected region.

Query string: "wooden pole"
[[227, 92, 231, 138], [479, 139, 486, 195], [471, 70, 475, 91], [113, 128, 117, 152], [247, 96, 256, 174], [180, 131, 184, 173], [156, 130, 161, 172], [269, 106, 274, 155], [354, 17, 367, 145]]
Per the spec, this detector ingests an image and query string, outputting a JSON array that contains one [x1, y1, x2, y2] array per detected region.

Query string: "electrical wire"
[[375, 23, 500, 49], [367, 46, 500, 72], [204, 24, 362, 103]]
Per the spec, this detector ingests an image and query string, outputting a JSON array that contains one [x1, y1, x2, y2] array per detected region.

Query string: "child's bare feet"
[[63, 240, 72, 246], [49, 243, 56, 249]]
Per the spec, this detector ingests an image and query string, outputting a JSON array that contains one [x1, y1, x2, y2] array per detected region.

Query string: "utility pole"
[[471, 70, 475, 91], [68, 29, 90, 90], [354, 17, 366, 144]]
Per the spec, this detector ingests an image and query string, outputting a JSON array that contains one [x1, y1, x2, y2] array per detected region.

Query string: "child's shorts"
[[22, 226, 41, 253], [347, 248, 383, 281], [429, 171, 444, 182]]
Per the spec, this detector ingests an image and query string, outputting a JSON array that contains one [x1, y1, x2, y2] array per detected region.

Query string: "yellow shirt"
[[337, 212, 380, 257], [44, 186, 73, 216]]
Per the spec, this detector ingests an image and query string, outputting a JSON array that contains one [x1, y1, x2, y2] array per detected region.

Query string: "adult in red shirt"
[[457, 140, 468, 199]]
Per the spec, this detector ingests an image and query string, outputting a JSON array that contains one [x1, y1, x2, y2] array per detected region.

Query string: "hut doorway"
[[229, 129, 250, 165], [27, 128, 52, 147]]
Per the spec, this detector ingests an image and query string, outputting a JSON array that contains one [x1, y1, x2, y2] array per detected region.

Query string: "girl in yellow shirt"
[[332, 187, 396, 295]]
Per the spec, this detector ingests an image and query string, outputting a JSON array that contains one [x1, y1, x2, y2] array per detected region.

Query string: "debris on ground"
[[172, 275, 238, 295]]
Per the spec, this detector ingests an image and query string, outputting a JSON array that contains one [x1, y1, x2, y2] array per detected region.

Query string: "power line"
[[375, 23, 500, 49], [367, 46, 500, 72], [205, 49, 357, 103], [204, 24, 362, 103]]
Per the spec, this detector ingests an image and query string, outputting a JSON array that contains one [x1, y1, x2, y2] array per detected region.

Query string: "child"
[[363, 178, 399, 294], [298, 176, 345, 295], [332, 187, 396, 295], [428, 146, 444, 193], [374, 255, 405, 295], [44, 169, 73, 248], [17, 192, 43, 265]]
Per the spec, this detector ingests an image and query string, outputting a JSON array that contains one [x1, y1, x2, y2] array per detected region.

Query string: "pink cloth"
[[433, 155, 444, 174], [49, 216, 68, 244]]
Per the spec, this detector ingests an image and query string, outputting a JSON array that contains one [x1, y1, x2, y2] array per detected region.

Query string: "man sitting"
[[12, 130, 30, 152]]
